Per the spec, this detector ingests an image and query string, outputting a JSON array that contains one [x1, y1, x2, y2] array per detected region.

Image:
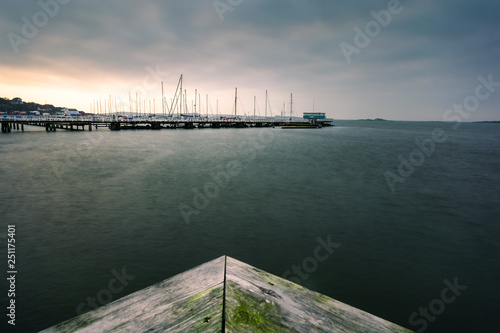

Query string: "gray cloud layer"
[[1, 0, 499, 120]]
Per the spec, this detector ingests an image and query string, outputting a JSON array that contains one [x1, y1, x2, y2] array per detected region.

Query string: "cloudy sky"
[[1, 0, 499, 120]]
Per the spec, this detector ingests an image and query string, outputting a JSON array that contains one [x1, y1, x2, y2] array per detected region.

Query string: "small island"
[[357, 118, 388, 121]]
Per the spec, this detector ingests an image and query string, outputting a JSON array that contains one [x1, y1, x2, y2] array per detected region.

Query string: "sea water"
[[0, 120, 499, 332]]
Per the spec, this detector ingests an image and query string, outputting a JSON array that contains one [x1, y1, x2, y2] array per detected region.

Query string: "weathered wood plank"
[[224, 256, 413, 332], [40, 256, 225, 332], [40, 255, 413, 333]]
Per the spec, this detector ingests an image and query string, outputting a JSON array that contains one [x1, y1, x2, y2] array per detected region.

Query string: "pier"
[[1, 115, 333, 133], [40, 256, 413, 332]]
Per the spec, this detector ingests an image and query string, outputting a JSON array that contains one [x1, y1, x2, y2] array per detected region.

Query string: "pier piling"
[[110, 122, 121, 130]]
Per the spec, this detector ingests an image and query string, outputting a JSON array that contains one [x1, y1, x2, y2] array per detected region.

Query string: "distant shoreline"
[[356, 118, 388, 121]]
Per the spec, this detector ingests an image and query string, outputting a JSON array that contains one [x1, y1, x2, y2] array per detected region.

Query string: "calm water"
[[1, 120, 499, 332]]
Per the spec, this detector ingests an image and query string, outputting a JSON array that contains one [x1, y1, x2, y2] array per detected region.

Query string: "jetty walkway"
[[1, 115, 333, 133]]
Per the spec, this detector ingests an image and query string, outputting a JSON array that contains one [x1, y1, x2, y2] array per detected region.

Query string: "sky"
[[1, 0, 499, 121]]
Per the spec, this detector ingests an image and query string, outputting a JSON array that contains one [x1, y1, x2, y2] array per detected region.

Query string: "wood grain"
[[40, 255, 414, 332]]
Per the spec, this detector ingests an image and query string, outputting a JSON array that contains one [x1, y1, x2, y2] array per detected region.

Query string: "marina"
[[0, 115, 333, 132], [2, 74, 334, 133]]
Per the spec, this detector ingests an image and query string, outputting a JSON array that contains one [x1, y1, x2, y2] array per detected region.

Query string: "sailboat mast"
[[265, 90, 268, 118], [234, 87, 238, 116], [161, 82, 164, 116], [179, 74, 183, 117], [290, 93, 293, 118], [254, 95, 256, 119], [129, 93, 132, 115]]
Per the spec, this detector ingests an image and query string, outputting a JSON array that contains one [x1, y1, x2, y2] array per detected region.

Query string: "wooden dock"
[[1, 115, 333, 133], [40, 256, 413, 332]]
